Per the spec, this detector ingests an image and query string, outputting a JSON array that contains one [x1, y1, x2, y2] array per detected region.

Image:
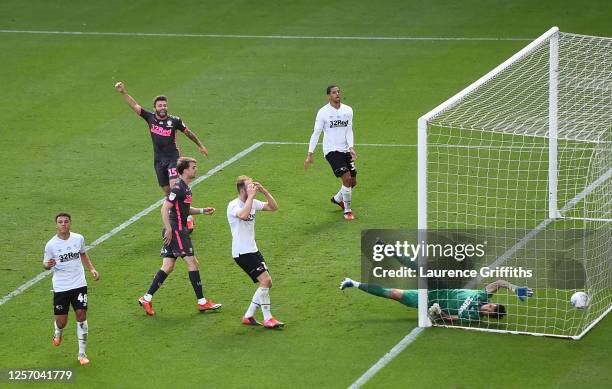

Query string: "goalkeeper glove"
[[515, 287, 533, 301], [428, 303, 442, 319]]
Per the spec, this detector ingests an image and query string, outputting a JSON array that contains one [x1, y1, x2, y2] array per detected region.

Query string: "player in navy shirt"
[[137, 157, 222, 315], [165, 177, 193, 234], [115, 81, 209, 195]]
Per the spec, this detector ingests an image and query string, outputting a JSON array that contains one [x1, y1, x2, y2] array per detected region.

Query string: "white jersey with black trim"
[[227, 198, 265, 258], [308, 103, 354, 156], [43, 232, 87, 292]]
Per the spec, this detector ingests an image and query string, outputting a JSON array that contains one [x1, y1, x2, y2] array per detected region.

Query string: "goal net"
[[417, 27, 611, 339]]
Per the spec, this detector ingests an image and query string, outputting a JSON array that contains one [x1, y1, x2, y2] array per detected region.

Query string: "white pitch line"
[[0, 270, 53, 307], [263, 141, 416, 147], [265, 142, 562, 149], [348, 327, 425, 389], [357, 143, 414, 147], [0, 29, 531, 42], [191, 142, 263, 186], [0, 142, 264, 307]]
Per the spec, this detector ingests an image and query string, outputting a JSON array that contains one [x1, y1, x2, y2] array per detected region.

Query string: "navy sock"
[[147, 269, 168, 296], [188, 271, 204, 299]]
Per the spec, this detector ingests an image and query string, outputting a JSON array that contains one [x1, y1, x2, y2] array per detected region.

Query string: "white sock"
[[77, 320, 88, 355], [352, 279, 361, 288], [144, 293, 153, 302], [341, 185, 352, 212], [258, 287, 272, 321], [333, 187, 343, 203], [54, 320, 63, 338], [245, 288, 261, 318], [197, 297, 207, 305]]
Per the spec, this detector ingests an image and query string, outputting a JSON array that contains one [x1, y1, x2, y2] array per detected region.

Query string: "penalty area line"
[[262, 141, 416, 147], [0, 142, 264, 307], [0, 30, 531, 42], [348, 327, 425, 388]]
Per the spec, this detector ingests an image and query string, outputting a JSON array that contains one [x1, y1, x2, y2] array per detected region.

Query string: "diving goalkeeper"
[[339, 278, 533, 322]]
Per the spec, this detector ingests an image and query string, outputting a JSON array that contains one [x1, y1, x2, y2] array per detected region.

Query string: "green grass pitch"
[[0, 1, 610, 388]]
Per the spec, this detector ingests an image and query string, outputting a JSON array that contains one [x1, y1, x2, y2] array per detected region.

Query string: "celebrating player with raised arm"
[[138, 157, 221, 316], [114, 81, 208, 195], [43, 213, 99, 365], [304, 85, 357, 221], [340, 278, 533, 323], [227, 176, 284, 329]]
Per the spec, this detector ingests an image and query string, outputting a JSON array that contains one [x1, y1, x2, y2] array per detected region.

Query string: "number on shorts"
[[168, 167, 177, 176], [77, 293, 88, 304]]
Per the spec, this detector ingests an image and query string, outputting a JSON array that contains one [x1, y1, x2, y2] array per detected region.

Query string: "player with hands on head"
[[227, 176, 284, 329]]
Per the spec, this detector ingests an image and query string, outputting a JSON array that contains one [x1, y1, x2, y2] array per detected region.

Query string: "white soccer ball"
[[570, 291, 589, 309]]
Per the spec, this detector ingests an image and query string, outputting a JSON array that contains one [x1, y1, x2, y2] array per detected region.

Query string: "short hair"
[[177, 157, 196, 175], [493, 304, 507, 320], [236, 175, 252, 193], [326, 85, 338, 95], [55, 212, 71, 222], [153, 95, 168, 107]]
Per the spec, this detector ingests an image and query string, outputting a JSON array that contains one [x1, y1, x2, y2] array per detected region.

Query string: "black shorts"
[[154, 159, 179, 187], [160, 227, 194, 258], [234, 251, 269, 283], [53, 286, 88, 315], [325, 151, 357, 178]]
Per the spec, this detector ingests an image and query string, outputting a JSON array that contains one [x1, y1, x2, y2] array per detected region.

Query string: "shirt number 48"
[[77, 293, 88, 306]]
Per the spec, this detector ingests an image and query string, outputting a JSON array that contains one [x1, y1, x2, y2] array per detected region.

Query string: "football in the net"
[[570, 291, 589, 309]]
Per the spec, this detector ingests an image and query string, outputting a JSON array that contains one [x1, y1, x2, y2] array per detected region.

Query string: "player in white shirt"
[[304, 85, 357, 220], [227, 176, 284, 329], [43, 213, 99, 366]]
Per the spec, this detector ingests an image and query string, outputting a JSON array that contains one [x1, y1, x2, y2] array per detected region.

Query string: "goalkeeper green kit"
[[399, 289, 490, 322]]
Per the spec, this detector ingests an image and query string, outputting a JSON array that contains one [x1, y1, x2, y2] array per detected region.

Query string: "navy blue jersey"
[[165, 179, 192, 231], [139, 109, 187, 161]]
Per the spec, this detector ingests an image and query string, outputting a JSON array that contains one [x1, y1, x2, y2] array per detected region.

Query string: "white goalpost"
[[418, 27, 611, 338]]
